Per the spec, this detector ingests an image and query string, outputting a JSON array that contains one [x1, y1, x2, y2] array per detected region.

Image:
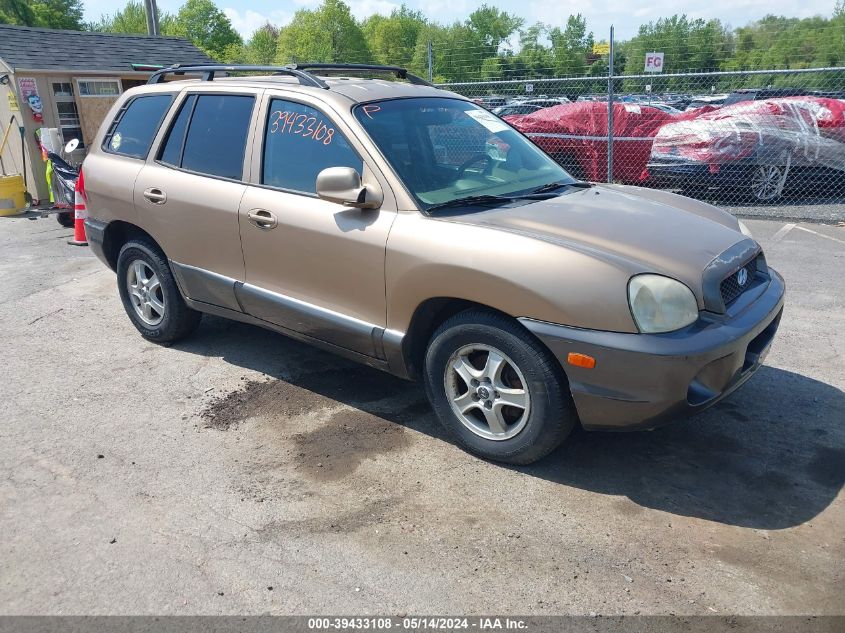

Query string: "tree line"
[[2, 0, 844, 84]]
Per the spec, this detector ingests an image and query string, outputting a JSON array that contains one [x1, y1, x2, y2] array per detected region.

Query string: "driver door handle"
[[247, 209, 278, 229], [143, 188, 167, 204]]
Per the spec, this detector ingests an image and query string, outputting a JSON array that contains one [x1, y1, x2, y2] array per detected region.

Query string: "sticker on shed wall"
[[7, 92, 19, 112], [17, 77, 42, 122], [466, 109, 509, 133]]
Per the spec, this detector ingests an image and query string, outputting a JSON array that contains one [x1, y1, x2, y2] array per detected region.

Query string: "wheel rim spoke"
[[148, 295, 165, 316], [483, 351, 506, 385], [496, 387, 527, 410], [452, 356, 481, 388], [453, 390, 478, 415], [481, 404, 508, 435]]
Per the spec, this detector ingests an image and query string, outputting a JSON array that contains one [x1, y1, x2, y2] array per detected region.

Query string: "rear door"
[[84, 91, 175, 226], [133, 88, 260, 312], [237, 93, 398, 357]]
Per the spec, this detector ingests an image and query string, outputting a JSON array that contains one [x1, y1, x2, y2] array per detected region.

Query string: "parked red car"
[[506, 102, 673, 183]]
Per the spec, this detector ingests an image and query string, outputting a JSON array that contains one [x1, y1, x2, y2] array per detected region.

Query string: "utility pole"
[[144, 0, 160, 36], [607, 25, 615, 183], [427, 41, 433, 83]]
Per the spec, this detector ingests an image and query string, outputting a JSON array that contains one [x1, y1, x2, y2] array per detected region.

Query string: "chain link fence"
[[438, 67, 845, 222]]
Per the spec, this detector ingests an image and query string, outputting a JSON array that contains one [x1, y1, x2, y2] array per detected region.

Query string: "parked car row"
[[503, 96, 845, 201]]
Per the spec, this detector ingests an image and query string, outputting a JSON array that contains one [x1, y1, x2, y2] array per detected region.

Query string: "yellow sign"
[[593, 42, 610, 55], [7, 92, 18, 111]]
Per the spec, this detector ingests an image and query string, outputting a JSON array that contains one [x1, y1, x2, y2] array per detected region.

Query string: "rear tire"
[[116, 238, 201, 344], [424, 310, 577, 465]]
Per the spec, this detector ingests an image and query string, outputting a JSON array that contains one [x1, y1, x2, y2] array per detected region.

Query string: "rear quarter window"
[[103, 94, 174, 159]]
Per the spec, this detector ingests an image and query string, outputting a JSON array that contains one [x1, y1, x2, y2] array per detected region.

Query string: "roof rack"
[[286, 63, 433, 87], [146, 62, 434, 88], [146, 64, 330, 88]]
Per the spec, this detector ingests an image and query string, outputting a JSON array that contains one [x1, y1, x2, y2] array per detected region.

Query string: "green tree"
[[89, 0, 178, 34], [0, 0, 36, 25], [243, 23, 279, 65], [515, 22, 552, 77], [3, 0, 85, 29], [171, 0, 242, 60], [275, 0, 371, 64], [549, 14, 594, 76], [467, 4, 523, 59], [362, 5, 426, 67]]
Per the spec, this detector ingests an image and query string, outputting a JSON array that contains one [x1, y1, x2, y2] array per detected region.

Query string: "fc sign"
[[644, 52, 664, 73]]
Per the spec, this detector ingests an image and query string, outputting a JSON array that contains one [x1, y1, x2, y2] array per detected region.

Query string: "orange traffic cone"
[[68, 169, 88, 246]]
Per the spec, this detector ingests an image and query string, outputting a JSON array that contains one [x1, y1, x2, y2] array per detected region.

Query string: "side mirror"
[[316, 167, 383, 209]]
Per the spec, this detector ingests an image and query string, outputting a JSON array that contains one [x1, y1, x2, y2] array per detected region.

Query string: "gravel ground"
[[0, 213, 842, 615]]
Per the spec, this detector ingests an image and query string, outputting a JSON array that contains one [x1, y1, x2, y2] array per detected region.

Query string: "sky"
[[82, 0, 838, 41]]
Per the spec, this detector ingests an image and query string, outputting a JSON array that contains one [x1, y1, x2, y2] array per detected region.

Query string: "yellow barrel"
[[0, 174, 27, 216]]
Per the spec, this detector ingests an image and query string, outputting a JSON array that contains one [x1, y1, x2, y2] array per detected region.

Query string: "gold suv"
[[83, 64, 785, 464]]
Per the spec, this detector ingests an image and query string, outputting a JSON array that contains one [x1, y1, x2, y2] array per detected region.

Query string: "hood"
[[440, 184, 747, 298]]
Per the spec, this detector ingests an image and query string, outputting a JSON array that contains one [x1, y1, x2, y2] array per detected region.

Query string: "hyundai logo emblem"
[[737, 268, 748, 287]]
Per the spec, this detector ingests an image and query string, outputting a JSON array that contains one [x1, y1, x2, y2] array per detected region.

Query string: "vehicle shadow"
[[177, 316, 844, 531]]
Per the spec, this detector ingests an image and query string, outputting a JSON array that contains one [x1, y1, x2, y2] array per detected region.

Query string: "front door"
[[237, 95, 397, 358]]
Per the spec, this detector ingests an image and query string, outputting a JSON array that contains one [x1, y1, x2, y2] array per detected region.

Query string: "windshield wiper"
[[425, 181, 594, 215], [519, 180, 593, 197], [425, 194, 517, 215]]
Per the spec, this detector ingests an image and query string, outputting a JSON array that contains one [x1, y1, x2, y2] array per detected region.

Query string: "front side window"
[[157, 94, 254, 180], [104, 95, 174, 159], [354, 97, 574, 211], [262, 98, 362, 194]]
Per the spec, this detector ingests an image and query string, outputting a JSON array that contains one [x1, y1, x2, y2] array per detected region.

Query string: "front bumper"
[[520, 269, 785, 430]]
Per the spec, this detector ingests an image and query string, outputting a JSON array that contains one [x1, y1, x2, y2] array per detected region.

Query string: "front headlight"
[[738, 220, 753, 239], [628, 274, 699, 333]]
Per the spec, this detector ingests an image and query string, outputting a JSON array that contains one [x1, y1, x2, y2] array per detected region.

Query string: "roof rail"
[[146, 63, 435, 89], [285, 63, 434, 87], [146, 64, 330, 89]]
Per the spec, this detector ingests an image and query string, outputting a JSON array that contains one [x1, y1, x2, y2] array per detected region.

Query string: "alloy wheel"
[[444, 343, 531, 441], [126, 259, 165, 326], [750, 164, 784, 201]]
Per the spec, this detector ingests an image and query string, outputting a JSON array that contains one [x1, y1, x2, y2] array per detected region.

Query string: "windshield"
[[353, 97, 575, 211]]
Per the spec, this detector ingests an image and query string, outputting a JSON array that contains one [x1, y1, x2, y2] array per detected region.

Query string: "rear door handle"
[[247, 209, 278, 229], [143, 188, 167, 204]]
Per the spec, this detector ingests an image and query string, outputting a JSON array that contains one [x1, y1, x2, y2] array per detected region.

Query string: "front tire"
[[116, 239, 201, 344], [424, 310, 577, 465]]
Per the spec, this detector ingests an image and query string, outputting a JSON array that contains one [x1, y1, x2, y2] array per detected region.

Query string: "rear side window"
[[158, 95, 196, 167], [103, 95, 173, 159], [157, 94, 254, 180], [262, 98, 362, 194]]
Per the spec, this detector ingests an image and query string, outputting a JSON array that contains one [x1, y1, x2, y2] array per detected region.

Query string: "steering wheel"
[[455, 154, 492, 180]]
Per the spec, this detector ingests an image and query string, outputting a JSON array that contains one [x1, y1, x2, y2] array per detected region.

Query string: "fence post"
[[607, 25, 615, 183], [427, 41, 433, 83]]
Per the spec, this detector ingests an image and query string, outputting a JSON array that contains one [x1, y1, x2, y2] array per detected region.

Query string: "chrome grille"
[[720, 257, 758, 306]]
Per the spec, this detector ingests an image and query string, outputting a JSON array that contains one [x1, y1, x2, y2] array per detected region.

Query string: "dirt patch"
[[203, 367, 433, 481], [202, 378, 278, 430], [256, 497, 399, 538], [290, 407, 415, 481]]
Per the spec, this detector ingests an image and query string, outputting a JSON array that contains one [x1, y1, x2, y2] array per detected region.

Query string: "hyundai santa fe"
[[82, 64, 785, 464]]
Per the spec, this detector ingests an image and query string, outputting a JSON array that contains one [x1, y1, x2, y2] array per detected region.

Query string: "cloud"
[[348, 0, 401, 19], [223, 7, 292, 38]]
